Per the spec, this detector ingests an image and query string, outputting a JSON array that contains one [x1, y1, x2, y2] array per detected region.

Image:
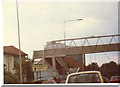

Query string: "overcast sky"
[[3, 0, 119, 65]]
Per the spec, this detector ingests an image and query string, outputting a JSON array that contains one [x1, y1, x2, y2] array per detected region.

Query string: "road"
[[2, 84, 119, 87]]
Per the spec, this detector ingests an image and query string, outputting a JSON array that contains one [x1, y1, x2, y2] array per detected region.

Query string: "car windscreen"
[[68, 73, 101, 83]]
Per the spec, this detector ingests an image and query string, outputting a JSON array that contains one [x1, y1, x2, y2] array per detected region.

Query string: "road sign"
[[33, 64, 48, 71]]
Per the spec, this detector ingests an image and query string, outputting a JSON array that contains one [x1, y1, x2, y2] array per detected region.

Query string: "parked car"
[[110, 76, 120, 83], [65, 71, 104, 84], [42, 80, 56, 84]]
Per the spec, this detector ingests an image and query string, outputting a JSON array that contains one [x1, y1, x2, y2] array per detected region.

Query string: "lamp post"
[[63, 18, 83, 79], [63, 18, 83, 46], [16, 0, 22, 83]]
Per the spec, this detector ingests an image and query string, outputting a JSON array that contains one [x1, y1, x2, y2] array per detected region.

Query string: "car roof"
[[111, 76, 120, 77], [68, 71, 101, 76]]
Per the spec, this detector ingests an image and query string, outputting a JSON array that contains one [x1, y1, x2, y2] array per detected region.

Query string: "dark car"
[[110, 76, 120, 83]]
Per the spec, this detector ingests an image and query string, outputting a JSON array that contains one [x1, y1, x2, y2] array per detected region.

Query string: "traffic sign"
[[33, 64, 48, 71]]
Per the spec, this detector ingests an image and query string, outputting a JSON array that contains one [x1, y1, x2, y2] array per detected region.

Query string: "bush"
[[4, 71, 19, 84]]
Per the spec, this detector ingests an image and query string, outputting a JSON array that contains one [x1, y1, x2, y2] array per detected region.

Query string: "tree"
[[118, 64, 120, 76], [100, 61, 118, 79], [85, 62, 99, 71], [22, 58, 34, 83]]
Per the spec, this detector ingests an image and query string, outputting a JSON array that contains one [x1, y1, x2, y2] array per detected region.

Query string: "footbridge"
[[33, 34, 120, 58], [33, 34, 120, 79]]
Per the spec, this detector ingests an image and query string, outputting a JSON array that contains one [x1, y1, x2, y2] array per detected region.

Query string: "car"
[[42, 80, 56, 84], [65, 71, 104, 84], [110, 76, 120, 83]]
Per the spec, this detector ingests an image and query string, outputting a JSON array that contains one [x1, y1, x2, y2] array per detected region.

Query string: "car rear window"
[[68, 73, 101, 83]]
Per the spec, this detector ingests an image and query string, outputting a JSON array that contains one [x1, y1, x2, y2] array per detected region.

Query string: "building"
[[33, 42, 84, 81], [4, 46, 28, 74]]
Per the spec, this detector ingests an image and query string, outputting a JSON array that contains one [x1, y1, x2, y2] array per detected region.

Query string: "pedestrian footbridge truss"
[[33, 34, 120, 59]]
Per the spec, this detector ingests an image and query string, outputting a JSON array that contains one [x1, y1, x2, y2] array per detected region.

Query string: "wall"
[[4, 54, 15, 74]]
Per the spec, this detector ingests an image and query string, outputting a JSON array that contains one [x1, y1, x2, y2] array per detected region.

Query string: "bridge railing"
[[45, 34, 120, 50]]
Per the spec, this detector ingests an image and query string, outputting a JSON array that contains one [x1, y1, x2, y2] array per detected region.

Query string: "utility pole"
[[16, 0, 23, 83]]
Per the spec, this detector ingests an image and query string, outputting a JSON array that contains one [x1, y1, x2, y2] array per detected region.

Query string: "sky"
[[3, 0, 119, 66]]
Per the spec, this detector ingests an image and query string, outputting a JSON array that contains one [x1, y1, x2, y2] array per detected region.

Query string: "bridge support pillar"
[[52, 56, 56, 78], [68, 54, 85, 71], [75, 54, 85, 71], [76, 54, 85, 71], [81, 54, 85, 71], [52, 42, 57, 79]]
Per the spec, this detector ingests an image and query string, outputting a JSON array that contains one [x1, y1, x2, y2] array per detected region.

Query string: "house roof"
[[4, 46, 27, 56]]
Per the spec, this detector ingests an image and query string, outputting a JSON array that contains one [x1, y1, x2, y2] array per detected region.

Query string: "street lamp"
[[16, 0, 23, 83], [63, 18, 83, 46], [62, 18, 82, 79]]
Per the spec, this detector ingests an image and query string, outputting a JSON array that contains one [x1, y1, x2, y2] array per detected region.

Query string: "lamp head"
[[77, 19, 83, 21]]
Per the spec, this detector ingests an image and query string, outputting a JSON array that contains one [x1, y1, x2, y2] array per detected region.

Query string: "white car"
[[65, 71, 104, 84]]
